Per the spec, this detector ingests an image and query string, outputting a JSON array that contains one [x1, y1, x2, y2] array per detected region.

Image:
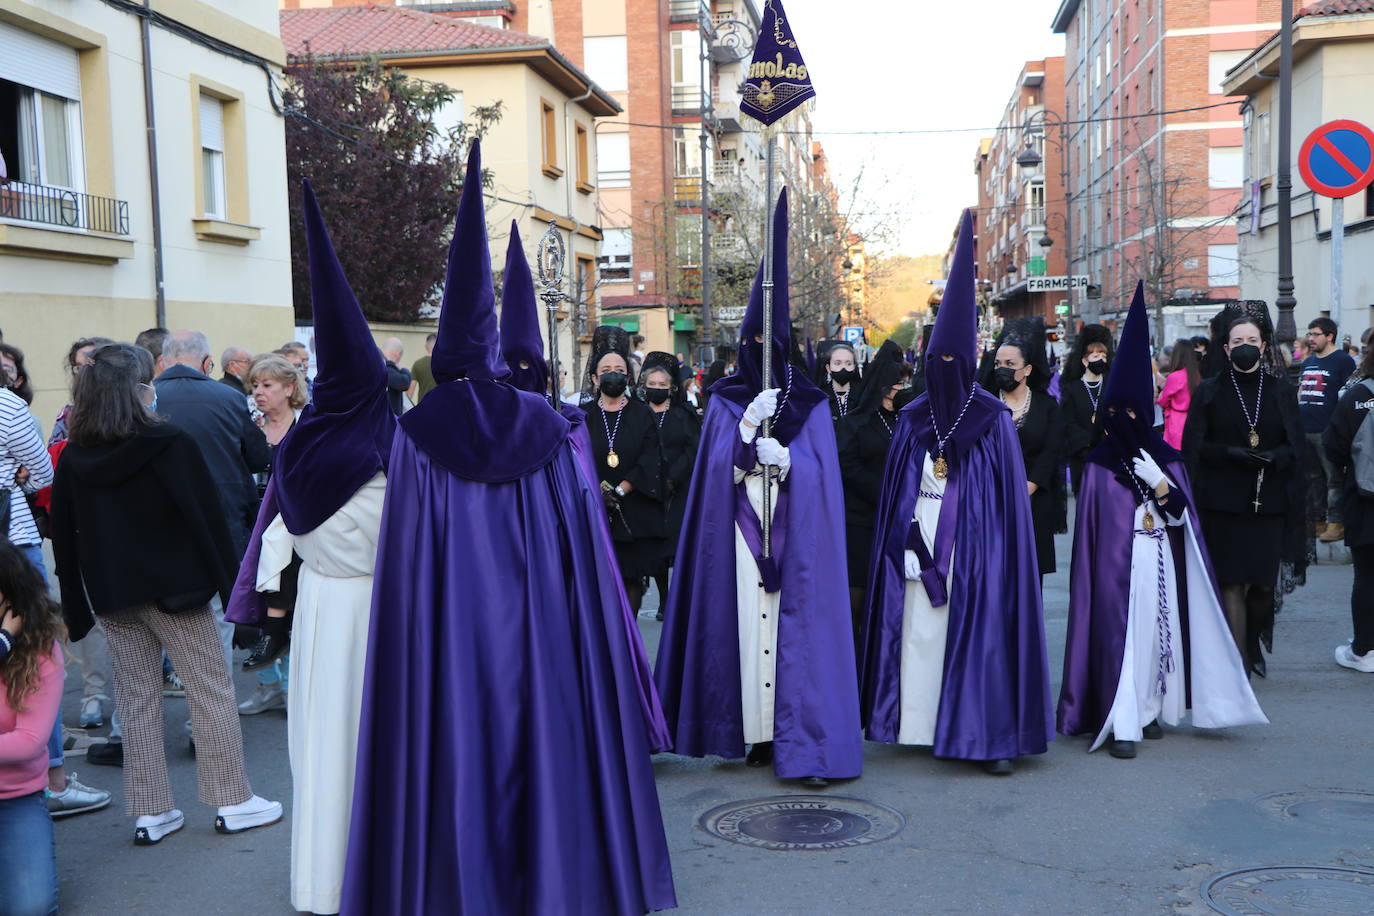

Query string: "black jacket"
[[1325, 380, 1374, 548], [1182, 371, 1302, 516], [654, 405, 699, 558], [385, 361, 412, 416], [837, 406, 896, 583], [1059, 376, 1104, 490], [50, 423, 239, 640], [1013, 390, 1064, 576], [583, 398, 664, 543], [219, 373, 247, 395], [154, 364, 268, 554]]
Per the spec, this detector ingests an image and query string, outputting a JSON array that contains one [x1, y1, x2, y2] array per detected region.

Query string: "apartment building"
[[974, 58, 1069, 327], [1223, 0, 1374, 336], [1051, 0, 1280, 333], [0, 0, 292, 421]]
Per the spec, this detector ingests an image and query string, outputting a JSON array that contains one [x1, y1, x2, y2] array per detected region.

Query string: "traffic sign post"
[[842, 325, 864, 345], [1298, 120, 1374, 328]]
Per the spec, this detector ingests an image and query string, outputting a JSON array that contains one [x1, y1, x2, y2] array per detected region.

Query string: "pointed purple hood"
[[1086, 281, 1176, 470], [498, 220, 546, 395], [925, 210, 979, 433], [430, 138, 509, 384], [710, 187, 824, 443], [272, 179, 397, 535]]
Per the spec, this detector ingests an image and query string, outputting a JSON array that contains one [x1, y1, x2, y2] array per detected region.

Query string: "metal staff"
[[536, 219, 566, 407], [760, 136, 777, 558]]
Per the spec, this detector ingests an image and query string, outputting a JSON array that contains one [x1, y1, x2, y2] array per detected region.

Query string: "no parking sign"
[[1298, 120, 1374, 199]]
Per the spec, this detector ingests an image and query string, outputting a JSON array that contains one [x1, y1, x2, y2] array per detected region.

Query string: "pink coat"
[[1157, 370, 1191, 449]]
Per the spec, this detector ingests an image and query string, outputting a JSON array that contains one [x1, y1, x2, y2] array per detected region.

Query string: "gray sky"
[[784, 0, 1066, 257]]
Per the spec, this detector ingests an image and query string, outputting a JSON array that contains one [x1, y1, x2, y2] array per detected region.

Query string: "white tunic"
[[1091, 499, 1268, 751], [897, 454, 953, 746], [257, 473, 385, 915], [735, 459, 783, 745]]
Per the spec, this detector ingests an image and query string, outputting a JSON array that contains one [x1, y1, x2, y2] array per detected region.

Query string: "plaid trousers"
[[101, 604, 253, 816]]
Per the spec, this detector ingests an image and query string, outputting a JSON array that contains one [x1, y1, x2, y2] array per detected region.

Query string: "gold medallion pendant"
[[933, 452, 948, 480], [1143, 510, 1155, 532], [1248, 429, 1259, 448], [607, 450, 620, 469]]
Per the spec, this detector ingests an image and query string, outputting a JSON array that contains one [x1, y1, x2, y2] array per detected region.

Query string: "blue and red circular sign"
[[1299, 119, 1374, 199]]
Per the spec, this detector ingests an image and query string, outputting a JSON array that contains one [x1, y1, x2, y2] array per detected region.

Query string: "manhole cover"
[[698, 795, 903, 851], [1203, 866, 1374, 915], [1256, 791, 1374, 831]]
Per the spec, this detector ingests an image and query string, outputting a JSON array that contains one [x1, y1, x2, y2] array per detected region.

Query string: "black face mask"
[[993, 367, 1021, 392], [893, 387, 918, 411], [1229, 344, 1262, 372], [830, 368, 857, 385], [1087, 357, 1109, 376], [644, 387, 671, 405], [599, 372, 628, 397]]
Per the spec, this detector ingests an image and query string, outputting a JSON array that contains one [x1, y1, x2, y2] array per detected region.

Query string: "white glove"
[[743, 388, 779, 428], [1132, 449, 1170, 490], [756, 437, 791, 475], [903, 550, 921, 582]]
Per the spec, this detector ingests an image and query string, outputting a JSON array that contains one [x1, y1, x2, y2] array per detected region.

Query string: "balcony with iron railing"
[[673, 170, 713, 206], [0, 180, 130, 236], [672, 84, 705, 115]]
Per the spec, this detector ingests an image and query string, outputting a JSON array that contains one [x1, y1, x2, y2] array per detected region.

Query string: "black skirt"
[[614, 536, 666, 580], [1201, 510, 1284, 586]]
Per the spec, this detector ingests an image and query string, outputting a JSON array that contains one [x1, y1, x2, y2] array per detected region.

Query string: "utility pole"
[[1275, 0, 1297, 355]]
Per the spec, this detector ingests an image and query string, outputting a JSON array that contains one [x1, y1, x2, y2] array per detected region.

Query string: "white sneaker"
[[46, 772, 112, 819], [134, 809, 185, 845], [215, 794, 283, 834], [1335, 644, 1374, 673], [236, 683, 286, 716], [79, 694, 106, 728]]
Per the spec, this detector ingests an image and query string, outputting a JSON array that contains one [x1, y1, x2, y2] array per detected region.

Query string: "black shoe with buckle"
[[745, 741, 773, 768], [242, 631, 290, 672]]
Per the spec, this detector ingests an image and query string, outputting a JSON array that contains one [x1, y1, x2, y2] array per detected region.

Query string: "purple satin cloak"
[[1057, 458, 1210, 736], [653, 396, 863, 780], [225, 479, 278, 627], [564, 403, 672, 753], [859, 402, 1053, 761], [341, 431, 676, 915]]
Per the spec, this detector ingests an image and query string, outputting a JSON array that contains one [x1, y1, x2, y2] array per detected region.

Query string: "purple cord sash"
[[736, 472, 788, 593], [904, 468, 960, 607]]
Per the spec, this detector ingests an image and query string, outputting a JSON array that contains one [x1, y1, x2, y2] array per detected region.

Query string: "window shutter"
[[0, 22, 81, 101], [199, 94, 225, 152]]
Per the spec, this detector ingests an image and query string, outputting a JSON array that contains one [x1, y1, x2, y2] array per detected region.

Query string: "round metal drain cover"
[[1255, 790, 1374, 831], [698, 795, 903, 851], [1203, 866, 1374, 915]]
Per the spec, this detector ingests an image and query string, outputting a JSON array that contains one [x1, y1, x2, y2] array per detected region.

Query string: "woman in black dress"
[[984, 334, 1063, 580], [819, 341, 860, 423], [1183, 317, 1303, 677], [837, 340, 908, 635], [1060, 323, 1114, 494], [639, 352, 699, 621], [584, 327, 664, 613]]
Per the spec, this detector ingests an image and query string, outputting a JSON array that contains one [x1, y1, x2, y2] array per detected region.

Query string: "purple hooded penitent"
[[858, 210, 1053, 761], [340, 139, 676, 915], [498, 221, 671, 753], [653, 189, 863, 780], [226, 179, 396, 626]]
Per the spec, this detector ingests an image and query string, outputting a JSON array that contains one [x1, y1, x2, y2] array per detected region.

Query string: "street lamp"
[[1039, 233, 1054, 250], [1015, 107, 1075, 344]]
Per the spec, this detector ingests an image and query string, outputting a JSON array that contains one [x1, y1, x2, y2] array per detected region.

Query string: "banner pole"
[[760, 134, 776, 559]]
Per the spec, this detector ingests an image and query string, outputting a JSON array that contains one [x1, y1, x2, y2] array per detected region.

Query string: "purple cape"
[[1057, 458, 1211, 735], [859, 392, 1053, 760], [652, 395, 863, 779], [341, 430, 676, 914]]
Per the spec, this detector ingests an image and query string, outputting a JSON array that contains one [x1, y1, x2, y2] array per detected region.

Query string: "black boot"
[[243, 616, 291, 671], [1108, 736, 1137, 759], [745, 741, 774, 768]]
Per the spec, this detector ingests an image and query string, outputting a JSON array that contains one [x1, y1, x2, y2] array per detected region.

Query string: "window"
[[1209, 50, 1248, 95], [670, 30, 701, 86], [597, 131, 630, 188], [1209, 146, 1243, 189], [1208, 244, 1239, 287], [0, 79, 82, 192], [598, 227, 632, 280], [199, 93, 226, 219], [433, 90, 465, 139], [1254, 111, 1272, 180], [575, 123, 592, 192], [540, 99, 561, 178], [676, 214, 700, 266], [1028, 180, 1046, 226], [583, 36, 628, 92]]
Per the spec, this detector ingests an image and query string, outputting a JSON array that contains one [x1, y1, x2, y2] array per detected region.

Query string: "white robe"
[[897, 454, 952, 746], [1091, 500, 1267, 751], [735, 446, 784, 745], [256, 472, 385, 915]]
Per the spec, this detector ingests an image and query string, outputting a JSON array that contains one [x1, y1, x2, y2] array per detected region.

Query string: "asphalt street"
[[49, 533, 1374, 914]]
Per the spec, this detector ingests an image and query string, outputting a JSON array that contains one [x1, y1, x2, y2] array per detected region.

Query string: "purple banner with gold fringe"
[[739, 0, 815, 128]]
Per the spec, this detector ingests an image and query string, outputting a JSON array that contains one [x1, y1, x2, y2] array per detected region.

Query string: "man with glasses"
[[219, 347, 253, 395], [1300, 317, 1357, 543]]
